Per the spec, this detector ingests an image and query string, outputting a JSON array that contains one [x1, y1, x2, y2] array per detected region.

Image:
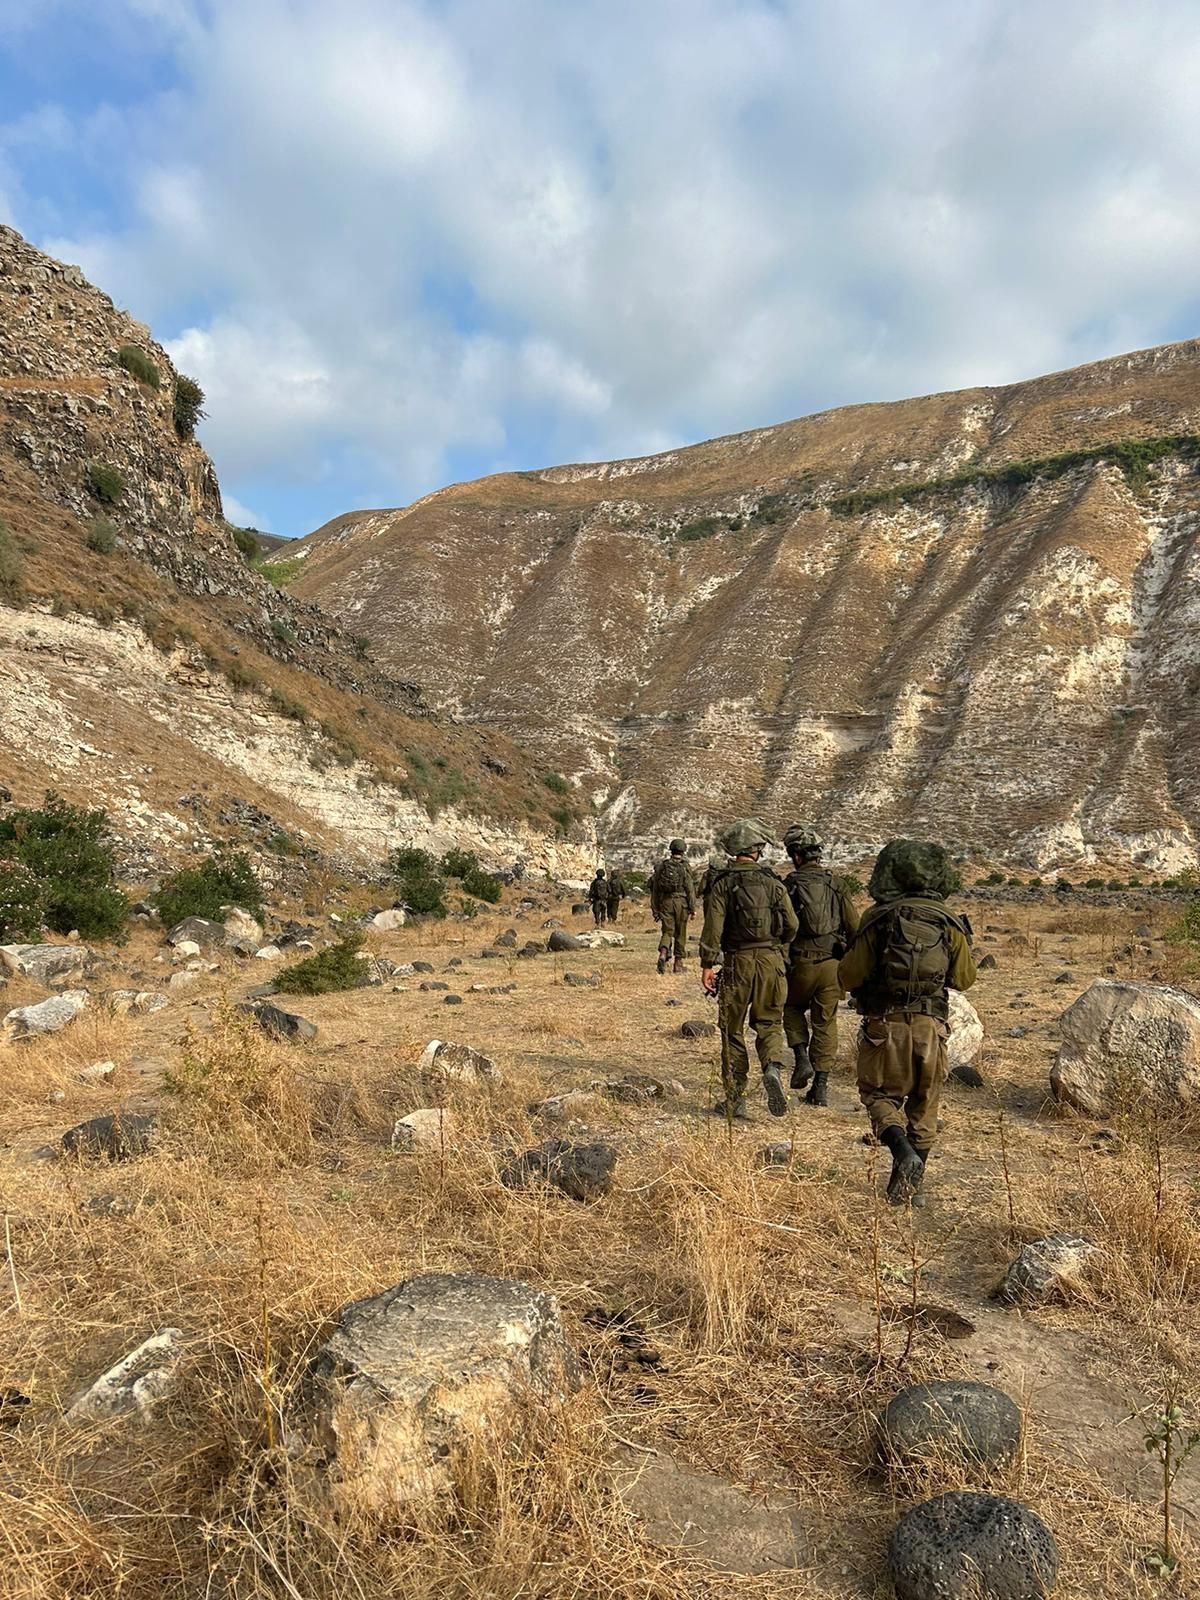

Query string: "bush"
[[677, 516, 723, 542], [542, 771, 571, 796], [1166, 897, 1200, 951], [441, 848, 479, 879], [0, 519, 25, 604], [116, 344, 160, 389], [840, 873, 866, 896], [268, 687, 307, 722], [174, 374, 205, 439], [86, 461, 125, 504], [229, 525, 259, 560], [462, 866, 502, 904], [0, 859, 45, 940], [1085, 878, 1106, 890], [271, 618, 297, 644], [275, 934, 367, 995], [1107, 878, 1124, 892], [254, 556, 305, 586], [387, 845, 447, 917], [153, 850, 263, 926], [549, 804, 572, 833], [86, 518, 118, 554], [979, 871, 1005, 887], [0, 792, 128, 937]]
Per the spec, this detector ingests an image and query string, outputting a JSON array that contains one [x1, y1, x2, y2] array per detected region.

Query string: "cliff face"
[[0, 226, 594, 876], [295, 342, 1200, 871]]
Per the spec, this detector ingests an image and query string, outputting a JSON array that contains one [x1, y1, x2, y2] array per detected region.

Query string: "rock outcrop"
[[1051, 979, 1200, 1115]]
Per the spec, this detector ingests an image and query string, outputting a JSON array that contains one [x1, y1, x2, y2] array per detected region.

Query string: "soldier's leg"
[[856, 1016, 923, 1203], [656, 914, 670, 973], [716, 953, 752, 1107], [747, 949, 789, 1116], [784, 958, 816, 1089], [670, 902, 688, 967], [804, 960, 842, 1106], [905, 1016, 948, 1155]]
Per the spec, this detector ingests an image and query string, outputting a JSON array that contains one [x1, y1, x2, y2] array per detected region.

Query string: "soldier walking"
[[587, 868, 609, 926], [782, 825, 859, 1107], [838, 840, 976, 1205], [698, 851, 729, 912], [605, 868, 626, 924], [650, 838, 696, 974], [700, 820, 799, 1120]]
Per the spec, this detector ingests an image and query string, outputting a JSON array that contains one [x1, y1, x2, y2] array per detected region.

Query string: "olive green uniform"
[[783, 865, 860, 1075], [837, 900, 976, 1152], [700, 861, 799, 1101], [650, 856, 696, 963], [587, 874, 609, 926], [605, 872, 625, 923]]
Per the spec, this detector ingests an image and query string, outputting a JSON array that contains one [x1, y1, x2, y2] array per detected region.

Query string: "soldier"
[[698, 851, 729, 912], [587, 867, 609, 926], [605, 867, 626, 924], [782, 825, 860, 1107], [650, 838, 696, 974], [837, 839, 976, 1205], [700, 819, 799, 1119]]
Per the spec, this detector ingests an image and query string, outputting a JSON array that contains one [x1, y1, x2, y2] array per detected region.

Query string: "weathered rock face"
[[1051, 979, 1200, 1116], [297, 1272, 578, 1516], [997, 1235, 1100, 1307], [298, 340, 1200, 871], [0, 943, 87, 984], [65, 1329, 184, 1423]]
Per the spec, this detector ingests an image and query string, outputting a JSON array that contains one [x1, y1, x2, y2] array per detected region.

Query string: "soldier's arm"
[[699, 876, 726, 967], [947, 928, 978, 992], [648, 867, 660, 918], [776, 881, 800, 945], [837, 924, 876, 993], [838, 883, 861, 939]]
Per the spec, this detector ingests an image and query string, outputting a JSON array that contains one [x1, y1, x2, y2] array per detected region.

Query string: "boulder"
[[62, 1113, 157, 1161], [880, 1380, 1023, 1469], [997, 1234, 1099, 1307], [392, 1108, 459, 1152], [103, 990, 168, 1017], [563, 971, 600, 988], [0, 943, 86, 984], [172, 939, 202, 960], [3, 990, 88, 1041], [502, 1139, 617, 1202], [493, 929, 517, 949], [166, 917, 226, 948], [79, 1060, 116, 1083], [370, 908, 407, 932], [419, 980, 449, 992], [443, 994, 462, 1006], [888, 1492, 1057, 1600], [949, 1062, 985, 1088], [411, 960, 435, 974], [419, 1039, 501, 1086], [1051, 979, 1200, 1116], [168, 970, 198, 990], [221, 907, 264, 946], [681, 1018, 716, 1040], [978, 952, 998, 970], [573, 930, 626, 948], [757, 1141, 795, 1167], [298, 1273, 578, 1515], [255, 945, 281, 961], [947, 990, 984, 1070], [548, 930, 585, 953], [66, 1329, 185, 1423], [241, 1001, 317, 1043]]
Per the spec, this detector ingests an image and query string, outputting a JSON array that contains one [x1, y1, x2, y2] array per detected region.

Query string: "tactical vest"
[[716, 867, 788, 951], [852, 896, 968, 1021], [786, 868, 842, 958], [606, 873, 625, 902], [653, 857, 692, 898]]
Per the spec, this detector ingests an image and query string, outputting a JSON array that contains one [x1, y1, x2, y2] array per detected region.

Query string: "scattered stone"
[[3, 990, 88, 1040], [62, 1112, 157, 1162], [419, 1039, 501, 1086], [573, 930, 626, 948], [419, 980, 450, 992], [1053, 971, 1074, 984], [467, 982, 517, 995], [997, 1233, 1099, 1307], [65, 1328, 185, 1423], [949, 1062, 985, 1088], [166, 916, 225, 948], [79, 1060, 116, 1083], [947, 990, 984, 1070], [542, 917, 564, 929], [479, 947, 504, 959], [255, 945, 281, 961], [392, 962, 417, 977], [757, 1141, 794, 1167], [494, 929, 517, 949], [665, 997, 682, 1008], [1052, 979, 1200, 1116], [681, 1018, 716, 1040], [548, 930, 585, 953], [0, 942, 86, 984], [880, 1380, 1023, 1469], [370, 908, 406, 931], [1135, 924, 1153, 939], [529, 1090, 594, 1123], [391, 1108, 459, 1152], [296, 1272, 578, 1515], [1007, 1025, 1029, 1038], [412, 960, 434, 974], [104, 990, 168, 1017], [978, 953, 998, 970], [502, 1139, 618, 1202], [446, 957, 463, 968], [83, 1192, 132, 1217], [443, 994, 463, 1005], [168, 970, 198, 990], [240, 1001, 317, 1043], [598, 1072, 671, 1102], [563, 971, 601, 988], [222, 907, 264, 946], [888, 1492, 1057, 1600]]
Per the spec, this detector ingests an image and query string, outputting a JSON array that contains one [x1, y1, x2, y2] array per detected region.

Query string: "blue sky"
[[3, 0, 1199, 538]]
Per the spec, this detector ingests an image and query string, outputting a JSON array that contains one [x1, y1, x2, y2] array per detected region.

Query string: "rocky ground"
[[2, 888, 1198, 1598]]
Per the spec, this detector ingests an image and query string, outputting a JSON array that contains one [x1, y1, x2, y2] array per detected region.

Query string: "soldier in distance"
[[782, 825, 859, 1108], [700, 819, 799, 1120], [587, 867, 609, 926], [838, 839, 976, 1205], [650, 838, 696, 974], [605, 867, 626, 924], [698, 851, 729, 912]]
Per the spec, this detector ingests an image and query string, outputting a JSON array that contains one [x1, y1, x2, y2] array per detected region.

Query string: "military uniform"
[[698, 855, 729, 911], [605, 870, 625, 923], [587, 872, 609, 926], [700, 822, 799, 1117], [782, 847, 860, 1102], [838, 840, 976, 1203], [650, 842, 695, 972]]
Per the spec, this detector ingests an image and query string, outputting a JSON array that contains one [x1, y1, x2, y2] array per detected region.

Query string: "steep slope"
[[0, 225, 592, 874], [296, 343, 1200, 870]]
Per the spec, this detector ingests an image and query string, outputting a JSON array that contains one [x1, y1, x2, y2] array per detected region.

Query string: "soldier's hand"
[[702, 966, 718, 997]]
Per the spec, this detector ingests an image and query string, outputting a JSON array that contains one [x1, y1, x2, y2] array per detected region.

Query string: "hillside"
[[0, 225, 593, 877], [295, 344, 1200, 872]]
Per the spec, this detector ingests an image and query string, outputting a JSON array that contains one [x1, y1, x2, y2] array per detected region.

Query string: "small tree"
[[229, 524, 259, 560], [0, 860, 45, 940], [174, 374, 205, 439], [0, 792, 128, 938], [86, 519, 118, 554], [387, 845, 447, 918], [154, 850, 264, 926], [86, 461, 125, 504], [441, 848, 479, 879]]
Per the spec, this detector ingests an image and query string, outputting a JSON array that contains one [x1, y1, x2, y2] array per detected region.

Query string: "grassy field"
[[1, 893, 1197, 1597]]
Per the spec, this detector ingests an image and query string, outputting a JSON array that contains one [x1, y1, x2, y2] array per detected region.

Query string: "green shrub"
[[542, 771, 571, 796], [441, 848, 479, 879], [276, 934, 367, 995], [549, 804, 572, 833], [1085, 878, 1106, 890], [388, 845, 448, 917], [1029, 877, 1044, 888], [462, 866, 503, 904], [268, 687, 307, 722], [0, 519, 25, 604], [1128, 877, 1143, 888], [264, 830, 299, 857], [86, 461, 125, 504], [1006, 876, 1023, 887], [353, 634, 370, 659], [1106, 878, 1124, 892], [153, 850, 263, 926], [230, 525, 259, 560], [752, 493, 790, 525], [677, 516, 723, 542], [0, 859, 45, 940], [840, 873, 866, 897], [0, 792, 128, 938], [1055, 878, 1073, 892], [174, 374, 205, 440], [86, 519, 118, 554], [1166, 897, 1200, 951], [224, 658, 260, 691], [271, 618, 297, 644], [116, 344, 160, 389], [979, 871, 1005, 887], [254, 556, 306, 586]]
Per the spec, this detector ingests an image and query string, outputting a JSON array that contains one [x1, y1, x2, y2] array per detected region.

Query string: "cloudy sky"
[[2, 0, 1198, 536]]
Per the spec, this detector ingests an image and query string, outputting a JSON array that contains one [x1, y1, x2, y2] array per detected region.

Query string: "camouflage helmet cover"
[[719, 818, 774, 856], [784, 824, 823, 854], [668, 838, 687, 854], [868, 838, 958, 902]]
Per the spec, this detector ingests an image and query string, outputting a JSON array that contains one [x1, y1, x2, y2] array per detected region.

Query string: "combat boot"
[[656, 949, 668, 975], [711, 1096, 751, 1121], [804, 1071, 829, 1107], [789, 1044, 812, 1091], [880, 1126, 925, 1206], [762, 1064, 788, 1118], [672, 957, 684, 975]]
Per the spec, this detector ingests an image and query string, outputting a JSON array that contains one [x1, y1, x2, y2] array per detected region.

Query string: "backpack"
[[787, 869, 842, 954], [719, 868, 787, 948], [654, 857, 692, 897], [606, 873, 624, 903], [856, 897, 965, 1018]]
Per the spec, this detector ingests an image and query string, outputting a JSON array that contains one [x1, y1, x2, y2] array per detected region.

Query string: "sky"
[[2, 1, 1199, 538]]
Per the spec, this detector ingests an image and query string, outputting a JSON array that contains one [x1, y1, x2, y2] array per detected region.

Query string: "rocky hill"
[[0, 225, 593, 877], [295, 344, 1200, 872]]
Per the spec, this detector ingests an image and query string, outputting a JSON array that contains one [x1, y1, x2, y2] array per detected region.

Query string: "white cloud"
[[220, 492, 273, 533], [8, 0, 1200, 519]]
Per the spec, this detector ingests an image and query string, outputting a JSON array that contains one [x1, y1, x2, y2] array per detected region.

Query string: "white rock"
[[391, 1107, 459, 1151], [79, 1060, 116, 1082], [947, 990, 984, 1069], [222, 906, 264, 946], [1051, 979, 1200, 1116], [572, 930, 626, 949], [2, 990, 89, 1041], [104, 990, 168, 1017], [418, 1039, 502, 1086], [168, 971, 197, 990], [174, 940, 201, 960], [255, 945, 281, 960], [0, 943, 87, 984], [65, 1328, 185, 1423], [371, 908, 407, 931]]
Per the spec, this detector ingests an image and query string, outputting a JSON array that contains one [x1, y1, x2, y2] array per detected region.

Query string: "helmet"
[[669, 838, 686, 855], [719, 818, 774, 856], [784, 824, 823, 855], [596, 867, 606, 877], [868, 839, 958, 902]]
